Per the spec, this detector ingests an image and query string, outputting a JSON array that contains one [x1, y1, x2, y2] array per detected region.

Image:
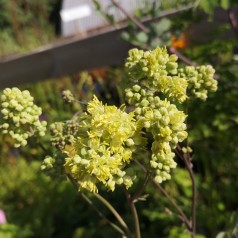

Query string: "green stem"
[[92, 191, 132, 236], [123, 186, 141, 238], [81, 192, 126, 236], [66, 173, 132, 237], [38, 140, 48, 153]]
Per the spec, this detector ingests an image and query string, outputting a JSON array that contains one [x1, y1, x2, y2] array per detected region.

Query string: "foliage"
[[91, 0, 238, 237], [0, 43, 218, 238], [0, 71, 133, 238], [0, 0, 60, 56], [1, 1, 238, 238]]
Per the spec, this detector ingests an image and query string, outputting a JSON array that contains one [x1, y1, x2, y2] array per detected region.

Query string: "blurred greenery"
[[1, 0, 238, 238], [0, 0, 61, 57]]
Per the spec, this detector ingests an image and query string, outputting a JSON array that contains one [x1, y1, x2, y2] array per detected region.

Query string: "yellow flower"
[[64, 96, 142, 192]]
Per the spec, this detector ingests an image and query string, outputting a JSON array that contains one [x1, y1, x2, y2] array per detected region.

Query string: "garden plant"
[[1, 0, 238, 238], [0, 46, 217, 238]]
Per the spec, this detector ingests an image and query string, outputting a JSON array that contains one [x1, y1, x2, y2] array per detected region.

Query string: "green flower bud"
[[134, 107, 142, 115], [123, 175, 133, 189], [126, 91, 133, 98], [134, 93, 141, 101], [144, 121, 151, 128], [62, 90, 75, 103], [141, 99, 149, 107], [155, 175, 163, 183], [0, 87, 47, 147], [169, 54, 178, 62], [132, 84, 141, 92]]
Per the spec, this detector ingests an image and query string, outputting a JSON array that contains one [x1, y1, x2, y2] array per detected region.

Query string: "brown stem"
[[141, 3, 195, 24], [111, 0, 149, 33], [131, 172, 150, 203], [169, 47, 197, 66], [110, 0, 196, 66], [134, 159, 192, 231], [123, 186, 141, 238], [176, 146, 196, 237], [227, 8, 238, 39], [110, 1, 194, 29]]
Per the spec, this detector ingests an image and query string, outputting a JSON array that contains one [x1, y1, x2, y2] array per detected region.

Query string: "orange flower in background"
[[170, 32, 189, 49], [90, 67, 107, 79]]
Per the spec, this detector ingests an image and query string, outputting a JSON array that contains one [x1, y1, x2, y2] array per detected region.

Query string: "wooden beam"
[[0, 4, 197, 88], [0, 28, 132, 88]]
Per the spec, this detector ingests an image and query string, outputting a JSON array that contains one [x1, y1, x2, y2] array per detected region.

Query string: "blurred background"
[[0, 0, 238, 237]]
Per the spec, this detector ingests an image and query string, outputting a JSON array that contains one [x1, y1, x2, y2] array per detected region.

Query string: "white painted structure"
[[60, 0, 155, 36]]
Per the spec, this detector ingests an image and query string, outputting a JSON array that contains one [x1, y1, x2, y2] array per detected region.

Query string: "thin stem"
[[227, 8, 238, 39], [123, 186, 141, 238], [66, 173, 132, 237], [111, 0, 149, 33], [134, 159, 192, 231], [169, 47, 197, 66], [193, 0, 201, 9], [71, 110, 82, 120], [131, 172, 150, 203], [74, 99, 88, 105], [80, 192, 126, 236], [92, 191, 131, 235], [110, 0, 196, 66], [38, 140, 48, 153], [110, 1, 195, 28], [176, 146, 196, 237]]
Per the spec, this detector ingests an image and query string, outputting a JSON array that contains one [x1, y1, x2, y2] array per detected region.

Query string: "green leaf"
[[199, 0, 218, 13], [105, 14, 115, 25], [154, 18, 172, 35], [150, 38, 163, 48], [221, 0, 230, 9], [216, 232, 228, 238], [92, 0, 101, 10], [120, 31, 131, 41], [135, 31, 148, 43]]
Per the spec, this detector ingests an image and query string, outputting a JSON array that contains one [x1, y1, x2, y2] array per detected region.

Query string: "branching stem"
[[131, 172, 150, 203], [176, 146, 196, 237], [66, 173, 132, 237], [123, 186, 141, 238], [110, 0, 195, 66], [80, 192, 126, 236], [92, 191, 132, 236], [111, 0, 149, 33], [169, 47, 197, 66], [134, 159, 192, 231]]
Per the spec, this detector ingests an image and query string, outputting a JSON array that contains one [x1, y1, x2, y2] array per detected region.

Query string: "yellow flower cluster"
[[125, 47, 187, 103], [64, 96, 142, 192], [125, 47, 189, 183], [129, 90, 187, 183], [124, 47, 217, 183], [0, 87, 47, 147], [0, 47, 217, 194], [179, 65, 218, 100]]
